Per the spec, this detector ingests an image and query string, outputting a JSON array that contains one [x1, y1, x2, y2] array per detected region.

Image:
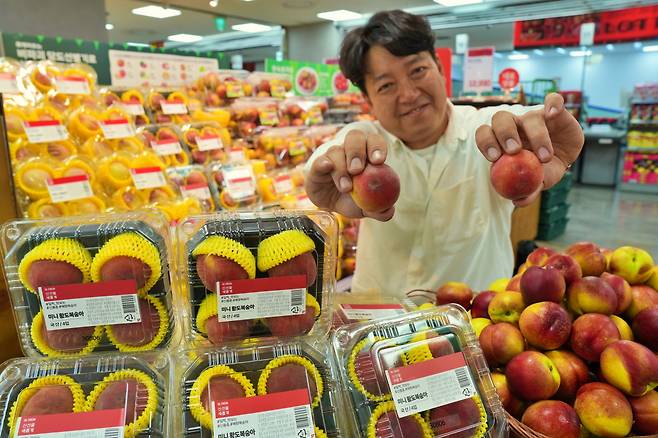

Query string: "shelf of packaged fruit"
[[626, 147, 658, 152], [629, 120, 658, 126]]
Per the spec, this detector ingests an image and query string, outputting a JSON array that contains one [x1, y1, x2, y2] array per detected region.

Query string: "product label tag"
[[160, 101, 187, 115], [295, 194, 315, 209], [224, 166, 255, 199], [217, 275, 307, 322], [56, 76, 90, 95], [181, 182, 212, 200], [47, 174, 93, 203], [100, 119, 134, 139], [386, 353, 477, 418], [38, 280, 141, 331], [16, 409, 126, 438], [122, 102, 145, 115], [130, 167, 166, 189], [24, 120, 68, 143], [226, 82, 244, 98], [228, 148, 246, 163], [0, 72, 19, 94], [212, 389, 314, 438], [306, 107, 323, 125], [258, 108, 279, 126], [339, 304, 406, 322], [273, 175, 294, 195], [151, 139, 183, 155], [288, 140, 307, 157], [196, 135, 223, 151], [271, 83, 287, 98]]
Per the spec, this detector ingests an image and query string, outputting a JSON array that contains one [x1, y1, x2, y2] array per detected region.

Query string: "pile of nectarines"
[[439, 242, 658, 437]]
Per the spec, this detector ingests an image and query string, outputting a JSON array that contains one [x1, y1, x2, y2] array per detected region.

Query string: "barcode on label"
[[121, 295, 137, 314], [455, 367, 472, 388], [290, 289, 305, 308], [294, 406, 310, 429], [105, 428, 121, 438]]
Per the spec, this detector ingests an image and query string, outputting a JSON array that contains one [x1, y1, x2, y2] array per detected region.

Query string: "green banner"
[[1, 33, 225, 85], [265, 58, 358, 96]]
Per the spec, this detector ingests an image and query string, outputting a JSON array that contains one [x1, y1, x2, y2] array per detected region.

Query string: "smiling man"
[[305, 10, 584, 296]]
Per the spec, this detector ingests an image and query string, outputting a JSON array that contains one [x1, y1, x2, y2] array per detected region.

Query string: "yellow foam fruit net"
[[90, 232, 162, 295], [189, 365, 255, 430], [30, 310, 104, 357], [367, 401, 433, 438], [257, 230, 315, 272], [84, 369, 158, 438], [105, 295, 169, 352], [347, 337, 391, 402], [8, 375, 86, 435], [18, 238, 93, 294], [192, 235, 256, 280], [401, 332, 437, 366], [195, 293, 219, 334], [257, 355, 323, 407]]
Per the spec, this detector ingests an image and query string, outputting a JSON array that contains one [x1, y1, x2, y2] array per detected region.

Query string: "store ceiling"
[[105, 0, 658, 45]]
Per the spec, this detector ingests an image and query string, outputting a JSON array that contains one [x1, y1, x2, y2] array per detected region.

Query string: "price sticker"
[[273, 175, 294, 194], [38, 280, 141, 330], [339, 304, 406, 322], [47, 174, 93, 203], [100, 119, 134, 139], [217, 275, 307, 322], [224, 166, 256, 199], [226, 82, 245, 98], [56, 76, 90, 95], [386, 353, 477, 418], [182, 183, 212, 200], [259, 108, 279, 126], [16, 409, 126, 438], [24, 120, 68, 143], [122, 102, 145, 115], [196, 135, 223, 151], [130, 167, 166, 189], [151, 139, 183, 155], [160, 101, 188, 115], [0, 72, 19, 94]]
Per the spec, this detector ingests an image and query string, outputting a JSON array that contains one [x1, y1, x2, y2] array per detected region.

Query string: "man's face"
[[363, 46, 448, 149]]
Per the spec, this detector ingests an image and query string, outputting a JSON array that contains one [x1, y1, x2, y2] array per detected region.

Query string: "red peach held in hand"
[[350, 163, 400, 212], [490, 150, 544, 201]]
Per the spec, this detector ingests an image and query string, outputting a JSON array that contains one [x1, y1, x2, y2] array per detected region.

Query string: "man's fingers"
[[491, 111, 522, 154], [544, 92, 565, 119], [325, 146, 351, 193], [475, 125, 502, 162], [519, 111, 554, 163], [344, 130, 368, 175], [366, 133, 388, 164], [513, 185, 542, 207], [364, 207, 395, 222]]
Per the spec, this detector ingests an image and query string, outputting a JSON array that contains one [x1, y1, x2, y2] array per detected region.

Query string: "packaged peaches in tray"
[[255, 126, 313, 167], [174, 340, 345, 437], [279, 96, 329, 127], [206, 161, 261, 211], [0, 352, 171, 437], [23, 60, 97, 101], [0, 211, 179, 358], [179, 122, 231, 166], [136, 124, 191, 168], [176, 211, 337, 347], [245, 71, 293, 98], [146, 89, 192, 125], [166, 165, 217, 213], [100, 87, 151, 126], [190, 69, 252, 108], [331, 305, 506, 438], [230, 97, 283, 138]]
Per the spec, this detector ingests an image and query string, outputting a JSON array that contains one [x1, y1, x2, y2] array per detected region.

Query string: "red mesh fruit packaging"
[[0, 352, 171, 437], [331, 305, 506, 438], [1, 211, 179, 357], [175, 340, 346, 437], [175, 210, 337, 347]]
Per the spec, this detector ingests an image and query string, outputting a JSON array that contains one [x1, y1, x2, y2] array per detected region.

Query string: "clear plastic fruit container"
[[0, 351, 171, 438], [206, 162, 261, 211], [331, 305, 506, 438], [179, 122, 231, 166], [137, 124, 191, 168], [332, 294, 416, 330], [175, 210, 337, 348], [166, 165, 217, 213], [174, 340, 345, 437], [1, 211, 179, 358]]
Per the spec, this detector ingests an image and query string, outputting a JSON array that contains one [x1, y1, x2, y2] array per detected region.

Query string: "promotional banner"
[[463, 47, 494, 94], [1, 33, 224, 85], [514, 5, 658, 48], [265, 59, 359, 96]]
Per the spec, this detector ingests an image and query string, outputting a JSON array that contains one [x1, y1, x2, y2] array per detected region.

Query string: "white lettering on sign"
[[463, 47, 495, 94], [38, 280, 141, 330]]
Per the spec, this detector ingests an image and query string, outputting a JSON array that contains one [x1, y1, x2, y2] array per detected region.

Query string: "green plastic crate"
[[540, 203, 570, 224], [537, 218, 569, 241], [541, 189, 569, 210]]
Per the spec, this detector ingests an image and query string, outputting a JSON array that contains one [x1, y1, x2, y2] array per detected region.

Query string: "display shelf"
[[631, 99, 658, 105], [630, 120, 658, 126], [626, 147, 658, 152]]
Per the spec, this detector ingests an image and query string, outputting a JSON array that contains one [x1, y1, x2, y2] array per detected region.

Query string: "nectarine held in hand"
[[351, 163, 400, 212], [490, 150, 543, 201]]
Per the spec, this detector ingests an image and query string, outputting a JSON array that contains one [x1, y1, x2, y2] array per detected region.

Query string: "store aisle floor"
[[538, 185, 658, 256]]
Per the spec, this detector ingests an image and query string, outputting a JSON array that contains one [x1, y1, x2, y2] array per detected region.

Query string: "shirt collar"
[[377, 99, 468, 153]]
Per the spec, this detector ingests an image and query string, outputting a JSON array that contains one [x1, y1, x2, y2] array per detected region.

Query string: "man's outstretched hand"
[[475, 92, 585, 206], [305, 130, 395, 221]]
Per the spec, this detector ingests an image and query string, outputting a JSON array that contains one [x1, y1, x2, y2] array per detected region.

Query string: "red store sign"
[[514, 5, 658, 48]]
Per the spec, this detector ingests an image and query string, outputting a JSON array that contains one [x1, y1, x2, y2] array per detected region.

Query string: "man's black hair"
[[339, 10, 436, 94]]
